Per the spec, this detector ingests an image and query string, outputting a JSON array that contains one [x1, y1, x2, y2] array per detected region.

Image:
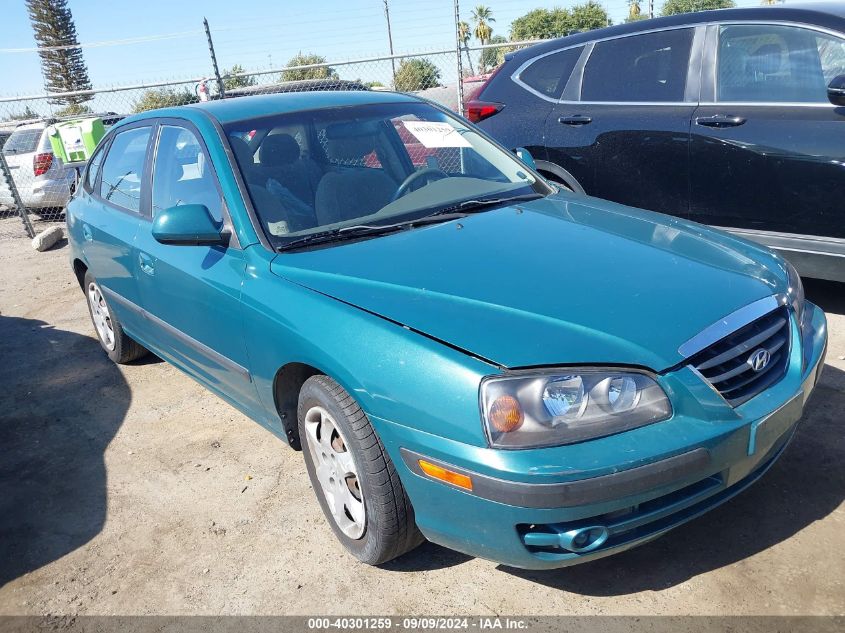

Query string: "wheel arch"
[[272, 361, 369, 451], [72, 258, 88, 289], [535, 160, 585, 194]]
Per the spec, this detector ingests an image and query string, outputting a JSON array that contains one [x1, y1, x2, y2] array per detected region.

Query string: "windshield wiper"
[[432, 192, 544, 216], [277, 213, 468, 252]]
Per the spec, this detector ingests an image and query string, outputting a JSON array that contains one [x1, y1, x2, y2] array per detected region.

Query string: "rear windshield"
[[2, 128, 42, 155]]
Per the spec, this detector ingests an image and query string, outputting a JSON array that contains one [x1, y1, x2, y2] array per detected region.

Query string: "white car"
[[0, 121, 76, 216]]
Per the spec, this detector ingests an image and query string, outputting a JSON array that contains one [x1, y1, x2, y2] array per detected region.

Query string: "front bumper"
[[371, 302, 828, 569]]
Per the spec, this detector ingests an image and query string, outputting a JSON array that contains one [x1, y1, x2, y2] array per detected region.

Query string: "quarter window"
[[98, 126, 151, 213], [519, 47, 583, 98], [84, 141, 107, 192], [152, 125, 222, 220], [581, 28, 694, 102], [717, 24, 845, 103]]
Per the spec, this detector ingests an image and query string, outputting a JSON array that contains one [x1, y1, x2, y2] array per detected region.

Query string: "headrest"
[[259, 133, 301, 167], [748, 44, 782, 76], [229, 136, 254, 167], [323, 122, 379, 162]]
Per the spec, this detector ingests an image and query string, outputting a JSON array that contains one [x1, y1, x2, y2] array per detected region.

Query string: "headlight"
[[480, 369, 672, 449], [785, 260, 805, 328]]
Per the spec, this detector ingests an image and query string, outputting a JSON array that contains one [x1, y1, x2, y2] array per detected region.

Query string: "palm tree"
[[458, 20, 476, 75], [471, 5, 495, 72], [628, 0, 642, 20]]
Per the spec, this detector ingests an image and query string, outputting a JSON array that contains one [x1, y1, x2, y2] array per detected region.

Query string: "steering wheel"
[[390, 167, 449, 202]]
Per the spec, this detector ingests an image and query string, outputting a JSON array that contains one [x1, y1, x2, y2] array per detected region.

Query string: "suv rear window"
[[519, 47, 583, 98], [2, 128, 42, 155]]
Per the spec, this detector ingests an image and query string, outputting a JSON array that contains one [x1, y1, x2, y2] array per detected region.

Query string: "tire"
[[83, 270, 148, 364], [298, 375, 424, 565]]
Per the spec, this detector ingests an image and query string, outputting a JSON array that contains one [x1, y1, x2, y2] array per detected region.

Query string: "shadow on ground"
[[0, 315, 131, 588]]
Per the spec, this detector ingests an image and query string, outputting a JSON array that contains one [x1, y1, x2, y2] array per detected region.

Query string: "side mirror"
[[514, 147, 537, 171], [151, 204, 226, 246], [828, 75, 845, 106]]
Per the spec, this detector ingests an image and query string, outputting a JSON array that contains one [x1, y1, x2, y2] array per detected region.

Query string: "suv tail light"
[[466, 100, 504, 123], [463, 64, 505, 123], [33, 152, 53, 177]]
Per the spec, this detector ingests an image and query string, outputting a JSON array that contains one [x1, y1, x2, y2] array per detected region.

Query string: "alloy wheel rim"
[[303, 406, 366, 539], [87, 282, 115, 351]]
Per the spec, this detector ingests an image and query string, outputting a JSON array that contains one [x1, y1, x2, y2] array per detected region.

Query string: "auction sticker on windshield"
[[403, 121, 471, 148]]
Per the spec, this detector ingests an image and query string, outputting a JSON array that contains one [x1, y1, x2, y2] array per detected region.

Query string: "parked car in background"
[[472, 5, 845, 283], [0, 120, 76, 216], [223, 78, 367, 99], [0, 114, 124, 217], [68, 90, 826, 569]]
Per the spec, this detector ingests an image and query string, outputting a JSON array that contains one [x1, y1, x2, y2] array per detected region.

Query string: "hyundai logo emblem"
[[748, 348, 771, 372]]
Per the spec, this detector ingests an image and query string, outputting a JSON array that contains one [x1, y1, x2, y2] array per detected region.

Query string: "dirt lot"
[[0, 220, 843, 616]]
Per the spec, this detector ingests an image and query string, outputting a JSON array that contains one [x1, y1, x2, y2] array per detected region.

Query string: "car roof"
[[121, 90, 422, 127], [507, 4, 845, 65]]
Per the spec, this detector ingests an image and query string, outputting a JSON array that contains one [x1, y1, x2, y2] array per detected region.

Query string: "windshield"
[[223, 101, 551, 248], [2, 128, 42, 155]]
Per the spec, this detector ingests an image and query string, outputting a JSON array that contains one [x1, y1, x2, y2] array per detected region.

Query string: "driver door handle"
[[138, 251, 155, 276], [695, 114, 747, 128], [558, 115, 592, 126]]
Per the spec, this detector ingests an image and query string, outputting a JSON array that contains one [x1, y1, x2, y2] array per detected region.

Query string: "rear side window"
[[582, 28, 694, 102], [2, 128, 42, 155], [519, 47, 583, 98], [98, 126, 151, 213], [717, 24, 845, 103]]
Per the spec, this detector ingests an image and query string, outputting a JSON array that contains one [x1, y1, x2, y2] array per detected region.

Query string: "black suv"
[[471, 5, 845, 282]]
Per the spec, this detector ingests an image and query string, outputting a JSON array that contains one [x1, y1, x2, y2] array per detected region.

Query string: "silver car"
[[0, 121, 76, 216]]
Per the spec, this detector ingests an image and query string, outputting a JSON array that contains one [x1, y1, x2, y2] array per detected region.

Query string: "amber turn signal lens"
[[488, 394, 524, 433], [418, 460, 473, 491]]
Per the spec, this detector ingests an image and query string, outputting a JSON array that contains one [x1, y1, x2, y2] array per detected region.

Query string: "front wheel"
[[298, 375, 424, 565]]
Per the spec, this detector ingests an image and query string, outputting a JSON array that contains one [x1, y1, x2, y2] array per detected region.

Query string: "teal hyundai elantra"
[[67, 91, 828, 569]]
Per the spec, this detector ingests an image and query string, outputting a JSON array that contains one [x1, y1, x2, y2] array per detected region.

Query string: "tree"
[[133, 88, 199, 114], [661, 0, 735, 16], [570, 1, 611, 31], [472, 5, 496, 72], [509, 4, 610, 41], [222, 64, 256, 90], [281, 53, 337, 82], [26, 0, 93, 107], [393, 58, 441, 92], [510, 8, 571, 41], [55, 103, 91, 117], [9, 106, 39, 121], [458, 20, 476, 75], [479, 35, 510, 71], [471, 5, 495, 44]]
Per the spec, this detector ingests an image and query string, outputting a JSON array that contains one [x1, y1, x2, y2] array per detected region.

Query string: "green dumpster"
[[47, 117, 106, 164]]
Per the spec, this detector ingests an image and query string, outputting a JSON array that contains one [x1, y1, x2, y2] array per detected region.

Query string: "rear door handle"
[[695, 114, 747, 128], [558, 115, 592, 126], [138, 251, 155, 276]]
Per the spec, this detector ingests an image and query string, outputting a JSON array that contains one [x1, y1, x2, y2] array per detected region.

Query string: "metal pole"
[[0, 151, 35, 238], [649, 0, 654, 19], [203, 17, 226, 98], [383, 0, 396, 85], [453, 0, 465, 116]]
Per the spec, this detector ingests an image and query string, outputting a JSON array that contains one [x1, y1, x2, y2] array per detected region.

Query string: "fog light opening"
[[560, 525, 609, 553]]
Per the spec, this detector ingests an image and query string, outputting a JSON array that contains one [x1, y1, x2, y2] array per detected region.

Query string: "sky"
[[0, 0, 833, 98]]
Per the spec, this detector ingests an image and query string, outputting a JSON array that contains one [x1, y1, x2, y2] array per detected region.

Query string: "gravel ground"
[[0, 221, 843, 616]]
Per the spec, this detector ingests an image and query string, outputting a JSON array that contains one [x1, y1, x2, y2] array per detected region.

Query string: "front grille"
[[689, 307, 790, 407]]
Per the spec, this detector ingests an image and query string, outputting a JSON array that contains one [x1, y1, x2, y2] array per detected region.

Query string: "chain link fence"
[[0, 33, 534, 240]]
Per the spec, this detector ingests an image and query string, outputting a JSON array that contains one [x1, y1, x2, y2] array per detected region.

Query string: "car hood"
[[270, 193, 787, 370]]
